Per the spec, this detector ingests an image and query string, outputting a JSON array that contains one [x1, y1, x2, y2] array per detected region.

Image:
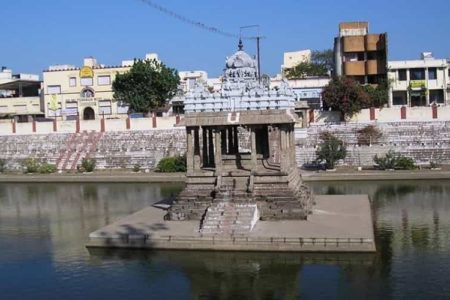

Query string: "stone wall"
[[0, 129, 186, 171], [296, 121, 450, 167], [1, 121, 450, 171]]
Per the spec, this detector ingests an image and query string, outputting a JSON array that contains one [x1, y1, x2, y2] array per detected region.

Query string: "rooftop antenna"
[[240, 25, 264, 83]]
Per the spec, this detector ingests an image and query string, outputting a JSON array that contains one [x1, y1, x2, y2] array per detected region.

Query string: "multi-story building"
[[334, 21, 387, 84], [0, 67, 43, 122], [388, 53, 448, 107], [42, 53, 159, 120], [281, 50, 312, 75]]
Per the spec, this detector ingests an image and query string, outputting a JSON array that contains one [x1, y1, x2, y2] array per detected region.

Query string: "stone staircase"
[[56, 131, 103, 171], [200, 202, 259, 236]]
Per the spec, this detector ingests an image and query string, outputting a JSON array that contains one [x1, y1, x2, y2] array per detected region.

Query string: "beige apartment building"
[[43, 53, 158, 120], [334, 22, 387, 84]]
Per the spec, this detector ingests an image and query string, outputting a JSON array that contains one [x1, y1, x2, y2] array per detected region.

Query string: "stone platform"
[[86, 195, 375, 252]]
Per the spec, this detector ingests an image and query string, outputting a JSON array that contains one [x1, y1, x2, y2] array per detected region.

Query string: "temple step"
[[200, 202, 259, 236]]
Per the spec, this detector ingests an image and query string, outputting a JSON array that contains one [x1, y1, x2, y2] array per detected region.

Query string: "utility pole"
[[240, 25, 264, 83]]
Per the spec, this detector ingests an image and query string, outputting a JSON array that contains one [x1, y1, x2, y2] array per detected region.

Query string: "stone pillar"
[[100, 116, 105, 132], [76, 115, 81, 133], [250, 126, 257, 171], [53, 118, 57, 132], [32, 118, 36, 133], [214, 128, 222, 174], [11, 119, 16, 134], [227, 126, 234, 154], [233, 126, 239, 153], [202, 127, 208, 167], [370, 107, 376, 120], [221, 129, 227, 154], [152, 113, 157, 128], [194, 127, 201, 169], [176, 114, 180, 125], [279, 125, 288, 172], [186, 127, 194, 172], [401, 106, 407, 120], [208, 128, 215, 167], [126, 116, 130, 130], [432, 104, 438, 119]]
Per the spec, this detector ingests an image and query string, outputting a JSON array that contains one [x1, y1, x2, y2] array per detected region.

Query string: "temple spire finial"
[[238, 38, 243, 51]]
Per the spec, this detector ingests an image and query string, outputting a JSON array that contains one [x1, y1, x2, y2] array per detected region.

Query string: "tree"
[[285, 49, 333, 79], [322, 76, 371, 119], [113, 59, 180, 114], [363, 79, 389, 108], [316, 132, 347, 169]]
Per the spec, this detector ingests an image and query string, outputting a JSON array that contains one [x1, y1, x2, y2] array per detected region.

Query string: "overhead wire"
[[137, 0, 259, 40]]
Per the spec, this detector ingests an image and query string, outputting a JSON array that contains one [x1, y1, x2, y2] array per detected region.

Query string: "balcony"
[[344, 61, 366, 76], [410, 80, 427, 89], [365, 34, 386, 51], [366, 60, 386, 75], [342, 36, 365, 52]]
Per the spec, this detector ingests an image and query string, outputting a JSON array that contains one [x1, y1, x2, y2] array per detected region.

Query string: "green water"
[[0, 181, 449, 299]]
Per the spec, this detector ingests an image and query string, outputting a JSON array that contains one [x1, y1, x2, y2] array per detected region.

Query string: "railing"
[[113, 234, 374, 248]]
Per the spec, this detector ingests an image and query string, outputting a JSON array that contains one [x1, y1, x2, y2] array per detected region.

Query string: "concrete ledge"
[[86, 195, 376, 253], [301, 170, 450, 182]]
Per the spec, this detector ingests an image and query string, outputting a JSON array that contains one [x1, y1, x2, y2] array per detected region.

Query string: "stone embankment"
[[1, 121, 450, 171]]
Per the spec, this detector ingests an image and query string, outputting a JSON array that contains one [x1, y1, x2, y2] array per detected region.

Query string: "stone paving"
[[87, 194, 375, 252]]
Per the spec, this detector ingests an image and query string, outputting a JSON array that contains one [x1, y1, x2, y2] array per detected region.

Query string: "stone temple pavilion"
[[168, 40, 313, 235]]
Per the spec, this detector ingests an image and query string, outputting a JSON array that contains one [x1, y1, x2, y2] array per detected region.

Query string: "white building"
[[388, 53, 448, 107], [281, 50, 311, 74], [271, 75, 330, 109]]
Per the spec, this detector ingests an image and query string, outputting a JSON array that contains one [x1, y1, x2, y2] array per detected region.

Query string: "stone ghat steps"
[[200, 203, 257, 236]]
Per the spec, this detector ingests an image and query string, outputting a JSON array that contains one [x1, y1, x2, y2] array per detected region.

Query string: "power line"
[[137, 0, 259, 40]]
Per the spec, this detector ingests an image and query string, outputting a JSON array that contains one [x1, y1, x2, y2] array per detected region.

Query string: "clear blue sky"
[[1, 0, 449, 78]]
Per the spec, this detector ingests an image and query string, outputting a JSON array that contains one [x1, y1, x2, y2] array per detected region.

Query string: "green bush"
[[23, 158, 40, 173], [81, 158, 96, 172], [0, 159, 6, 173], [156, 154, 186, 172], [133, 164, 141, 172], [38, 163, 57, 174], [374, 150, 416, 170], [316, 132, 347, 169]]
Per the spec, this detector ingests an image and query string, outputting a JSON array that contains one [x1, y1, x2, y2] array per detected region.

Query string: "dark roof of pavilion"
[[0, 79, 41, 90]]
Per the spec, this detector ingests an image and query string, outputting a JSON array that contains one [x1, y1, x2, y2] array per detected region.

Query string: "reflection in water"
[[0, 181, 449, 299]]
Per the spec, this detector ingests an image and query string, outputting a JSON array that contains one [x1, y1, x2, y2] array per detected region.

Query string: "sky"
[[1, 0, 450, 78]]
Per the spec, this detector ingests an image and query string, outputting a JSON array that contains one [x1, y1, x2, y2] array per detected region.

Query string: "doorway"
[[83, 107, 95, 120]]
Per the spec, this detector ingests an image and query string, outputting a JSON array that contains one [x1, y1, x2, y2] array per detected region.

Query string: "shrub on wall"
[[357, 125, 382, 146], [23, 158, 40, 173], [156, 154, 186, 172], [38, 163, 57, 174], [0, 159, 6, 173], [316, 132, 347, 169], [373, 150, 416, 170], [81, 158, 96, 173]]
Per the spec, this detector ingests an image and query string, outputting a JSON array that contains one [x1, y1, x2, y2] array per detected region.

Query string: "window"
[[81, 88, 94, 98], [47, 85, 61, 94], [98, 100, 112, 115], [428, 68, 437, 80], [97, 75, 111, 86], [429, 90, 444, 103], [398, 69, 407, 81], [410, 68, 425, 80], [69, 77, 77, 87], [117, 101, 129, 114], [392, 91, 407, 105], [80, 77, 93, 86]]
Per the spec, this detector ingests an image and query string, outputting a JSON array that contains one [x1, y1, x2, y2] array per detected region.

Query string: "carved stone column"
[[186, 127, 194, 172], [202, 126, 208, 167], [214, 128, 222, 175], [250, 126, 257, 172]]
